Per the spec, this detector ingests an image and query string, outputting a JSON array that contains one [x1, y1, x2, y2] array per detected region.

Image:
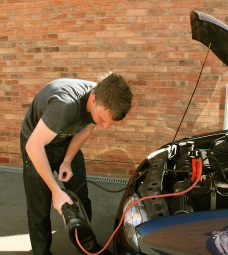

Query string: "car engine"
[[136, 133, 228, 220]]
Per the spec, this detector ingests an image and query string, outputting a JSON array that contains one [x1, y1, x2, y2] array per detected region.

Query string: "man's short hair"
[[94, 73, 133, 121]]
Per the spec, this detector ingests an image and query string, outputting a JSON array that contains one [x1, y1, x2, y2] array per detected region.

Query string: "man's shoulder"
[[37, 78, 95, 99], [50, 78, 97, 88]]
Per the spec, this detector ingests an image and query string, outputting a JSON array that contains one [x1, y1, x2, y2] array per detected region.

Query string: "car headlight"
[[123, 194, 149, 251]]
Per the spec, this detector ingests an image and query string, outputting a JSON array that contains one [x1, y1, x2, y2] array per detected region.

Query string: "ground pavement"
[[0, 168, 127, 255]]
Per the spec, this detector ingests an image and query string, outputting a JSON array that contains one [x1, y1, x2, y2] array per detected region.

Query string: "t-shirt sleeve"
[[41, 95, 77, 134]]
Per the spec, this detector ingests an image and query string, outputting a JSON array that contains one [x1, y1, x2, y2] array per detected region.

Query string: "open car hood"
[[190, 11, 228, 66]]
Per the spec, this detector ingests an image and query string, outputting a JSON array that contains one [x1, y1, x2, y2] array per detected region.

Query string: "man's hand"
[[52, 189, 73, 215], [59, 162, 73, 182]]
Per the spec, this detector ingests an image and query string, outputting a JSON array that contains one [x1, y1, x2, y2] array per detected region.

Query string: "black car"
[[113, 11, 228, 255]]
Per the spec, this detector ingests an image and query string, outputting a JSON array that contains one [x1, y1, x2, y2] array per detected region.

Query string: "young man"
[[20, 73, 133, 255]]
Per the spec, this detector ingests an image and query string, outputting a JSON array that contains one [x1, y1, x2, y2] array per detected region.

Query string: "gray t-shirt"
[[21, 78, 97, 144]]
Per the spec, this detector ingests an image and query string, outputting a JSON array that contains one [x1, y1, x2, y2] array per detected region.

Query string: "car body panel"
[[137, 209, 228, 255]]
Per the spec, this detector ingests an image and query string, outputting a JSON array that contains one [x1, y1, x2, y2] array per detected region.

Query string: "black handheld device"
[[61, 190, 96, 252]]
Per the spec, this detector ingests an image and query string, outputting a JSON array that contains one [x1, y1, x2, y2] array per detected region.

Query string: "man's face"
[[90, 104, 114, 129]]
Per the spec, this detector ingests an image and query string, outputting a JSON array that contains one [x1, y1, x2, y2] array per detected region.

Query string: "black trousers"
[[20, 133, 92, 255]]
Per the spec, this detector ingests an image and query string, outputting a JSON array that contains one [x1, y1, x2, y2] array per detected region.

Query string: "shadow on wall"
[[196, 70, 228, 132], [167, 69, 228, 141], [86, 147, 138, 178]]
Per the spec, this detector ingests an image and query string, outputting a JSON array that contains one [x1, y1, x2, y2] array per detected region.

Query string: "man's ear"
[[91, 91, 96, 104], [87, 91, 96, 112]]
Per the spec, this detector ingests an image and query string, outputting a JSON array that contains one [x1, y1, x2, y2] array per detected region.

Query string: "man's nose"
[[102, 122, 111, 129]]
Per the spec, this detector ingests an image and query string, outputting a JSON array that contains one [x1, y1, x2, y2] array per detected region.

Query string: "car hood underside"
[[190, 11, 228, 66]]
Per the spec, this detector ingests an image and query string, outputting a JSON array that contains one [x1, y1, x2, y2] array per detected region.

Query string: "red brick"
[[0, 0, 226, 178], [0, 157, 9, 163]]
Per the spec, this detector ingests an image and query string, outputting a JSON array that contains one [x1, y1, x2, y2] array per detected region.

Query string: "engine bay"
[[136, 132, 228, 220]]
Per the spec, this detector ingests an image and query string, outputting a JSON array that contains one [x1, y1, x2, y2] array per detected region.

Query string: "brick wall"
[[0, 0, 227, 178]]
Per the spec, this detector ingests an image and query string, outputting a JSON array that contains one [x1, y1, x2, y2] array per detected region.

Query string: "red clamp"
[[191, 157, 202, 182]]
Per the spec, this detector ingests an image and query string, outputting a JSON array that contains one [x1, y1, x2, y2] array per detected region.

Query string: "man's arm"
[[58, 123, 96, 181], [25, 119, 73, 214]]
